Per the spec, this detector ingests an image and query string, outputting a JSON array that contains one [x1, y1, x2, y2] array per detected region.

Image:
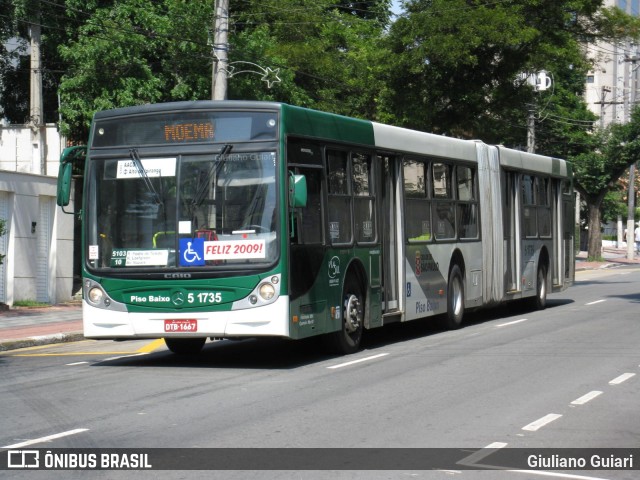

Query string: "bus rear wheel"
[[529, 265, 548, 310], [164, 337, 206, 355], [441, 264, 464, 330], [328, 276, 364, 354]]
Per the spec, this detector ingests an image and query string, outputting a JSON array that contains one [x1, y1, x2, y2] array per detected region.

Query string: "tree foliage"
[[572, 108, 640, 259], [381, 0, 640, 146], [0, 0, 77, 123], [2, 0, 640, 261], [54, 0, 390, 141]]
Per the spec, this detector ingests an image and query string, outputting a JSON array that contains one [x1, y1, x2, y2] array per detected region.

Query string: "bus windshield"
[[86, 151, 278, 271]]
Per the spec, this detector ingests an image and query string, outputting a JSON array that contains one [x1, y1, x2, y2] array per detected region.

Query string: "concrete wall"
[[0, 124, 65, 177], [0, 170, 75, 306]]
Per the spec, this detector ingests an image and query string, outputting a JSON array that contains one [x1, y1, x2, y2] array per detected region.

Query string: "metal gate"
[[36, 196, 53, 303], [0, 192, 7, 304]]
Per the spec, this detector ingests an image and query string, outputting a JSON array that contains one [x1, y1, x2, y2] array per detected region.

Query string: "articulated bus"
[[57, 101, 574, 355]]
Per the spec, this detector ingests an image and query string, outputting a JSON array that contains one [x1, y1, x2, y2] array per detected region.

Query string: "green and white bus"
[[57, 101, 575, 355]]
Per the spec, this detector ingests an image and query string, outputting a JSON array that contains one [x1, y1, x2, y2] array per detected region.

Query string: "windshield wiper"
[[129, 148, 162, 205], [191, 144, 233, 209]]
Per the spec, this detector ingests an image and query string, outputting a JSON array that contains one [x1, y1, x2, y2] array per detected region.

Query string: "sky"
[[391, 0, 403, 17]]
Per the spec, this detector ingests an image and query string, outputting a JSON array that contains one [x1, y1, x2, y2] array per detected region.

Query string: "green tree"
[[601, 188, 628, 225], [381, 0, 640, 145], [1, 0, 75, 123], [57, 0, 391, 142], [59, 0, 195, 140], [572, 108, 640, 260]]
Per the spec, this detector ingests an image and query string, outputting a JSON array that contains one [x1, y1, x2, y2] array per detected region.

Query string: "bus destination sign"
[[91, 111, 278, 147], [163, 122, 214, 143]]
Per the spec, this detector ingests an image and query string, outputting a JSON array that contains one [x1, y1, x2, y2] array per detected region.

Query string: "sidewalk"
[[575, 246, 640, 270], [0, 303, 83, 352], [1, 249, 639, 352]]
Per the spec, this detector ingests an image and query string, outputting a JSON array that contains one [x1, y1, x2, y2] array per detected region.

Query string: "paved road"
[[1, 266, 639, 480]]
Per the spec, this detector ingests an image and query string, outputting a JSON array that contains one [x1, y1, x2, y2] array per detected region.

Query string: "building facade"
[[0, 123, 74, 306], [585, 0, 640, 127]]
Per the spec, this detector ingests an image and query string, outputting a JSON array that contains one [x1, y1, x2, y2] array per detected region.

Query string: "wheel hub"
[[344, 294, 361, 333]]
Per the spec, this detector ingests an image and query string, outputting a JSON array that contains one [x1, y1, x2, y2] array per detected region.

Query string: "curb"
[[0, 332, 85, 352], [575, 262, 623, 271]]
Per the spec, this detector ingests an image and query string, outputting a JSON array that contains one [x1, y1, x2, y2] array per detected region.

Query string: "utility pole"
[[211, 0, 229, 101], [624, 54, 638, 260], [526, 107, 535, 153], [29, 15, 45, 174], [524, 71, 552, 153], [627, 164, 637, 260], [599, 86, 611, 128]]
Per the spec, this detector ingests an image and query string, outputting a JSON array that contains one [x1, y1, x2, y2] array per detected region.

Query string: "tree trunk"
[[587, 201, 603, 260]]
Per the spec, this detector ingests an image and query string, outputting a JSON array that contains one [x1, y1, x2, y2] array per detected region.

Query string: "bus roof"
[[372, 122, 477, 162], [92, 100, 283, 120], [497, 146, 570, 178], [90, 100, 570, 178]]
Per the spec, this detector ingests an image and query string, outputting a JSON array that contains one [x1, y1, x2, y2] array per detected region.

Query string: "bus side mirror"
[[57, 145, 86, 212], [57, 159, 73, 207], [289, 173, 307, 208]]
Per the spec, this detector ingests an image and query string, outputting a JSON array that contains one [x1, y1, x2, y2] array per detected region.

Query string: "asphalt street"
[[0, 265, 639, 480]]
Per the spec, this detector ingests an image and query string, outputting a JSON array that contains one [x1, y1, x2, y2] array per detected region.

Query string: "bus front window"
[[87, 151, 278, 270]]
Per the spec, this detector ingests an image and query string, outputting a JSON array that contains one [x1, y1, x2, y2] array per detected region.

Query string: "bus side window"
[[432, 162, 455, 240], [521, 174, 537, 237], [457, 165, 478, 239], [327, 149, 352, 244], [298, 169, 323, 244], [352, 153, 376, 244], [536, 177, 551, 237], [404, 159, 431, 242], [287, 140, 324, 245]]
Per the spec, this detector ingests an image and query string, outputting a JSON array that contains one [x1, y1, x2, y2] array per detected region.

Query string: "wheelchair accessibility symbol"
[[179, 238, 205, 266]]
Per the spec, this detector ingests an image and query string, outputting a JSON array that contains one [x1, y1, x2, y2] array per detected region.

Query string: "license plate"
[[164, 319, 198, 333]]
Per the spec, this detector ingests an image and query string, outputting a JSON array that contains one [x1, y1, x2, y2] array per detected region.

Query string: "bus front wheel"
[[328, 276, 364, 354], [442, 264, 464, 330], [164, 337, 206, 355]]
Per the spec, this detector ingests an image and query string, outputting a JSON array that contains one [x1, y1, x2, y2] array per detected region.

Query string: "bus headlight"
[[258, 282, 276, 301], [88, 287, 104, 305]]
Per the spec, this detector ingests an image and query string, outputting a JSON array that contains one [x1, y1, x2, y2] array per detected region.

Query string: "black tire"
[[328, 275, 364, 354], [529, 265, 548, 310], [441, 264, 464, 330], [164, 337, 206, 355]]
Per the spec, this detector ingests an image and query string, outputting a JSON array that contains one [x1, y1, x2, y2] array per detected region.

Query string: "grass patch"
[[13, 300, 50, 308]]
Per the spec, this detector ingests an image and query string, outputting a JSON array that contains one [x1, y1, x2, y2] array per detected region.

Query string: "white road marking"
[[571, 391, 603, 405], [2, 428, 89, 449], [585, 300, 606, 305], [496, 319, 528, 328], [609, 372, 635, 385], [472, 467, 613, 480], [327, 353, 389, 369], [458, 442, 613, 479], [66, 361, 89, 366], [101, 352, 149, 362], [457, 442, 507, 466], [522, 413, 562, 431]]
